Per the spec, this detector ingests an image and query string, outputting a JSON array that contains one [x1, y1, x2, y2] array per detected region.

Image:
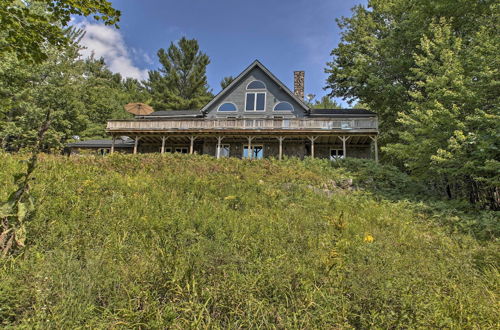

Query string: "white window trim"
[[175, 147, 189, 154], [246, 80, 267, 90], [243, 144, 264, 159], [330, 148, 344, 160], [245, 92, 266, 111], [217, 102, 238, 112], [273, 101, 294, 111]]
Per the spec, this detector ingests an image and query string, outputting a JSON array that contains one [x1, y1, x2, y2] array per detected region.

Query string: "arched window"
[[218, 102, 237, 112], [273, 101, 294, 111], [247, 80, 266, 90]]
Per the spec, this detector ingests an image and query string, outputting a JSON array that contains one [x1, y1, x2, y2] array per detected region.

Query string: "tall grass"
[[0, 153, 498, 328]]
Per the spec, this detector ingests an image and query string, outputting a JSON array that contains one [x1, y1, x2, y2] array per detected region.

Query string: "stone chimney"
[[294, 71, 305, 100]]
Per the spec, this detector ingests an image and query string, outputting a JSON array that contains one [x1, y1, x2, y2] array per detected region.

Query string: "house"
[[69, 60, 379, 161]]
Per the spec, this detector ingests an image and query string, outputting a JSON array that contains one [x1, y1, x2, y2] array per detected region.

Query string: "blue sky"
[[78, 0, 366, 106]]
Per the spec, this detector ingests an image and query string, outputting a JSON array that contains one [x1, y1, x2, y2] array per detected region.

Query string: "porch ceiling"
[[133, 134, 373, 145]]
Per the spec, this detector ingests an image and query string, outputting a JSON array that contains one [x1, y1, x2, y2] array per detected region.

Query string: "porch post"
[[339, 136, 350, 158], [133, 136, 141, 154], [369, 136, 379, 163], [161, 136, 167, 154], [277, 136, 285, 160], [216, 136, 224, 159], [247, 136, 255, 159], [308, 136, 318, 159], [110, 135, 116, 154], [189, 136, 197, 154]]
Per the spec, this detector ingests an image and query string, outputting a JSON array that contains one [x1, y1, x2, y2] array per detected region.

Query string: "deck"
[[106, 118, 378, 134]]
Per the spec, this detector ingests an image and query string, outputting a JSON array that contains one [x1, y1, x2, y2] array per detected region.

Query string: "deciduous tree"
[[0, 0, 120, 62]]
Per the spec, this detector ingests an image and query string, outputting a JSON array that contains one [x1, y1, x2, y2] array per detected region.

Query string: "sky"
[[77, 0, 366, 106]]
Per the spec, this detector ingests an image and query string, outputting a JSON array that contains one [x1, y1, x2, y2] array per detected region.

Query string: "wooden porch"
[[106, 118, 379, 162]]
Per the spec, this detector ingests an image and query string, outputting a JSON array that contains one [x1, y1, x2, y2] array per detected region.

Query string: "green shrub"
[[0, 153, 498, 328]]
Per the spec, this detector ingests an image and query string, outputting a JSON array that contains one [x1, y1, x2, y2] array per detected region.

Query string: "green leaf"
[[17, 202, 27, 222], [0, 202, 15, 218], [15, 224, 26, 247]]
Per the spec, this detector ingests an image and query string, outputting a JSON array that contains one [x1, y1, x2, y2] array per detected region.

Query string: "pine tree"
[[312, 95, 341, 109], [146, 37, 212, 110], [220, 76, 235, 89]]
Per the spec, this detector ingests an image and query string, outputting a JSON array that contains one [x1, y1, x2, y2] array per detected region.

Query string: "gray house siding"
[[204, 66, 307, 119]]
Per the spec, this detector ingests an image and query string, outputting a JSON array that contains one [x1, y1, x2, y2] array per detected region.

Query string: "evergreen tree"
[[220, 76, 235, 89], [146, 37, 212, 110], [312, 95, 341, 109]]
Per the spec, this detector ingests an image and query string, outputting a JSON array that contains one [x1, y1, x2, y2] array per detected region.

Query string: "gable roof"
[[201, 60, 309, 113]]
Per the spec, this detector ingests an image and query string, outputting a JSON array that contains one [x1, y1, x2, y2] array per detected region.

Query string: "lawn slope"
[[0, 154, 498, 328]]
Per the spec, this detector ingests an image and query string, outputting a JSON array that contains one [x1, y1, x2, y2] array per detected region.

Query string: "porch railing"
[[107, 118, 378, 131]]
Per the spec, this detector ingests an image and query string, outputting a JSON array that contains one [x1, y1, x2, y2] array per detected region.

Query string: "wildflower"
[[224, 195, 237, 201], [364, 233, 374, 243]]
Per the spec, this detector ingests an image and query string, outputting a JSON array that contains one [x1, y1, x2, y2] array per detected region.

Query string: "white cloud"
[[77, 21, 149, 80]]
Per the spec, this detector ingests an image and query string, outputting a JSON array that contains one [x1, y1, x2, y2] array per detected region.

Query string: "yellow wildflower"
[[364, 234, 374, 243], [224, 195, 237, 201]]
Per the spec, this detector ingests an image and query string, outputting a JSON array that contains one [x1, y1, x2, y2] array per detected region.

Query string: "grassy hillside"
[[0, 153, 498, 328]]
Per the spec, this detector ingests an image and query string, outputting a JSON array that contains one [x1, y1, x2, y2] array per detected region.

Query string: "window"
[[175, 147, 188, 154], [243, 145, 264, 159], [247, 80, 266, 89], [330, 149, 344, 160], [245, 92, 266, 111], [218, 102, 237, 112], [273, 101, 294, 111]]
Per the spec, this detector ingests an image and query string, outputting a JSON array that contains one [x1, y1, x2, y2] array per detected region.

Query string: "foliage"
[[0, 32, 148, 151], [311, 95, 341, 109], [0, 153, 497, 327], [0, 116, 50, 256], [383, 17, 500, 208], [146, 37, 213, 110], [326, 0, 497, 144], [326, 0, 499, 209], [0, 30, 87, 151], [220, 76, 235, 90], [0, 0, 120, 63], [78, 56, 149, 139], [330, 158, 428, 200]]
